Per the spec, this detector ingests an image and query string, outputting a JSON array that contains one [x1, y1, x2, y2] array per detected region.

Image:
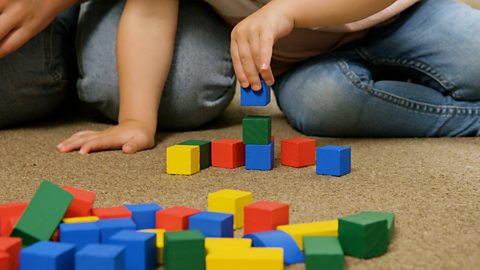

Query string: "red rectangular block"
[[0, 251, 10, 270], [92, 206, 132, 220], [281, 138, 316, 168], [0, 237, 22, 270], [211, 139, 245, 169], [244, 201, 289, 235], [0, 203, 28, 237], [63, 186, 96, 218], [156, 206, 201, 231]]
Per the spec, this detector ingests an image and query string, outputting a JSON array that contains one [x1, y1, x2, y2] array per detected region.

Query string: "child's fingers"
[[237, 38, 261, 90], [122, 139, 139, 154], [259, 33, 275, 85], [78, 136, 121, 155], [57, 133, 98, 152], [230, 40, 249, 88]]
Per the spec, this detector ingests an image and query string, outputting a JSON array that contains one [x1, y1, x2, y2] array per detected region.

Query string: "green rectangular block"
[[11, 180, 73, 247], [242, 116, 271, 145], [304, 236, 344, 270], [360, 211, 395, 242], [164, 230, 205, 270], [178, 140, 211, 169]]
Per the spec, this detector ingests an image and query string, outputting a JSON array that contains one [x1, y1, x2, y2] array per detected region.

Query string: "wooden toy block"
[[59, 222, 100, 250], [244, 230, 304, 264], [207, 189, 252, 229], [51, 228, 60, 242], [20, 241, 75, 270], [205, 238, 252, 253], [0, 237, 21, 270], [360, 211, 395, 241], [166, 145, 200, 175], [211, 139, 245, 169], [242, 116, 271, 145], [155, 206, 201, 231], [303, 236, 344, 270], [92, 206, 132, 220], [62, 186, 96, 218], [75, 244, 126, 270], [139, 229, 165, 264], [244, 201, 289, 235], [11, 180, 73, 247], [277, 220, 338, 251], [338, 212, 389, 259], [62, 216, 99, 224], [245, 142, 274, 170], [280, 138, 316, 168], [0, 202, 28, 237], [178, 140, 212, 169], [316, 146, 351, 176], [107, 230, 157, 270], [206, 247, 283, 270], [240, 79, 271, 106], [125, 203, 163, 230], [164, 230, 205, 270], [188, 212, 234, 238], [96, 218, 136, 243]]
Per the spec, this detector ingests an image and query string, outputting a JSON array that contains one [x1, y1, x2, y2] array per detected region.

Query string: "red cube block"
[[211, 139, 245, 168], [92, 206, 132, 220], [244, 201, 289, 235], [0, 251, 10, 270], [63, 186, 96, 218], [0, 237, 22, 270], [281, 138, 316, 167], [156, 206, 201, 231], [0, 202, 28, 237]]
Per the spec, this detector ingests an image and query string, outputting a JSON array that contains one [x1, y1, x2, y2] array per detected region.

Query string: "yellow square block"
[[205, 238, 252, 253], [206, 247, 283, 270], [166, 145, 200, 175], [62, 216, 99, 223], [277, 220, 338, 250], [208, 189, 253, 229], [139, 229, 166, 264]]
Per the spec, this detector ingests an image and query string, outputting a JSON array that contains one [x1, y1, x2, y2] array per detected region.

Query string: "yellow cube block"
[[277, 220, 338, 250], [205, 238, 252, 253], [139, 229, 166, 264], [208, 189, 252, 229], [62, 216, 99, 223], [206, 248, 283, 270], [166, 145, 200, 175]]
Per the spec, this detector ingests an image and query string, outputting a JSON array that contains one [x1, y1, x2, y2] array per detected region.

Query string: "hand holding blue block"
[[240, 79, 271, 106]]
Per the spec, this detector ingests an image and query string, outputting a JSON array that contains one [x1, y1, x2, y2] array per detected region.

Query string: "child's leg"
[[274, 0, 480, 137], [77, 0, 235, 130]]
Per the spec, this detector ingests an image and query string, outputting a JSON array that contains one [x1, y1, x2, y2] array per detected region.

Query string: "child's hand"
[[57, 120, 155, 154], [230, 3, 294, 90]]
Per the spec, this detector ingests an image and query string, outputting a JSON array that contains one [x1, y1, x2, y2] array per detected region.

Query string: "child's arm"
[[231, 0, 396, 90], [58, 0, 179, 154]]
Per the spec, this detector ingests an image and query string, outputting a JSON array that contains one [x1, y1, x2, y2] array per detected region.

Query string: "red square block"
[[92, 206, 132, 220], [63, 186, 96, 218], [0, 202, 28, 237], [211, 139, 245, 168], [281, 138, 316, 168], [0, 251, 10, 270], [244, 201, 289, 235], [156, 206, 201, 231], [0, 237, 22, 270]]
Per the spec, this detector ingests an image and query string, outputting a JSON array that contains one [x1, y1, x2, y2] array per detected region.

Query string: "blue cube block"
[[76, 244, 126, 270], [188, 211, 234, 238], [124, 203, 162, 230], [20, 241, 75, 270], [106, 230, 157, 270], [245, 142, 274, 170], [240, 79, 271, 106], [96, 218, 136, 243], [316, 146, 351, 176], [59, 222, 100, 250], [244, 230, 304, 265]]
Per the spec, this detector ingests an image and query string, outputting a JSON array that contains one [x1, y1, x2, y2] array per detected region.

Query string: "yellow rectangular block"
[[62, 216, 99, 223], [277, 220, 338, 250], [205, 238, 252, 253], [139, 229, 166, 264], [166, 145, 200, 175], [208, 189, 252, 229], [206, 248, 283, 270]]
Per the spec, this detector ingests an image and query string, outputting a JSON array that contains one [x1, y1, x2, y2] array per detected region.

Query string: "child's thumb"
[[122, 140, 138, 154]]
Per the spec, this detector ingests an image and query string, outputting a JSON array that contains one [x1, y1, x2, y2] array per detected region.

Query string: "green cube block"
[[164, 230, 205, 270], [11, 180, 73, 247], [338, 212, 389, 259], [304, 236, 344, 270], [178, 140, 211, 169], [360, 211, 395, 242], [242, 116, 271, 145]]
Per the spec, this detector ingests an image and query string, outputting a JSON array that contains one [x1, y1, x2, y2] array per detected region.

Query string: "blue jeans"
[[274, 0, 480, 137]]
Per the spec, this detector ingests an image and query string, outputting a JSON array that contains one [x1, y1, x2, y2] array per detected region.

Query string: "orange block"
[[244, 201, 289, 235], [211, 139, 245, 168], [156, 206, 201, 231], [0, 237, 22, 270], [281, 138, 316, 168], [63, 186, 96, 218], [0, 202, 28, 237], [92, 206, 132, 220]]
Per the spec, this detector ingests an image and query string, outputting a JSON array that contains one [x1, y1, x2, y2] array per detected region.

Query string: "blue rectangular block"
[[124, 203, 162, 230], [20, 241, 75, 270], [107, 230, 157, 270], [245, 142, 274, 170], [240, 79, 271, 106], [316, 146, 351, 176], [96, 219, 136, 243], [59, 222, 100, 250], [76, 244, 126, 270], [188, 211, 234, 238]]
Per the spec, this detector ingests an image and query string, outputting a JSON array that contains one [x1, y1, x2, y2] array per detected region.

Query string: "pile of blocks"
[[0, 179, 395, 270]]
